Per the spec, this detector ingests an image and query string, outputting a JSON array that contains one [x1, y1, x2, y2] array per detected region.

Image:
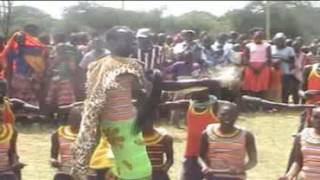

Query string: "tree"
[[224, 1, 320, 41], [9, 5, 56, 35], [0, 0, 13, 39]]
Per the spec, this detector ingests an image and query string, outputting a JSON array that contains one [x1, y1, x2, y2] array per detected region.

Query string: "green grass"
[[17, 111, 300, 180]]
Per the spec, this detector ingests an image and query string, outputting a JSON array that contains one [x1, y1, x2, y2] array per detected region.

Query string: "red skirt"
[[242, 63, 270, 92]]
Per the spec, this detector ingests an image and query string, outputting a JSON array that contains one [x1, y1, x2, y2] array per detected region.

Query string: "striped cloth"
[[205, 124, 246, 180], [137, 45, 165, 71], [0, 123, 13, 172], [300, 128, 320, 180], [46, 79, 75, 106], [101, 74, 136, 121], [10, 74, 40, 106]]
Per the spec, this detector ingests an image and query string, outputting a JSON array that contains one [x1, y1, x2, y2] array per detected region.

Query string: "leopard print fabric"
[[70, 55, 146, 177]]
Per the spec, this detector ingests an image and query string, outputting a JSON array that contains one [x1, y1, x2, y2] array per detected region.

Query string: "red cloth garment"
[[242, 62, 271, 92], [185, 102, 218, 157], [307, 64, 320, 104]]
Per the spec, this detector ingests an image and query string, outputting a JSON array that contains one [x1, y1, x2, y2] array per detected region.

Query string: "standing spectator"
[[211, 33, 234, 65], [228, 31, 239, 45], [173, 30, 202, 65], [242, 31, 271, 98], [286, 38, 294, 47], [2, 24, 46, 106], [271, 33, 297, 103], [45, 43, 77, 124], [292, 41, 311, 87], [136, 28, 163, 71], [200, 36, 216, 67], [79, 38, 110, 70]]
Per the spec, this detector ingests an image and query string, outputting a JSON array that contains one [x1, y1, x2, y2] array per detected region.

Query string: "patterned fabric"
[[89, 134, 114, 169], [0, 98, 15, 124], [204, 124, 246, 179], [300, 128, 320, 180], [101, 74, 136, 121], [1, 31, 46, 75], [10, 74, 40, 106], [137, 46, 164, 71], [100, 119, 152, 179], [58, 126, 77, 174], [0, 123, 13, 171], [71, 55, 146, 177], [144, 128, 167, 171], [46, 79, 76, 106]]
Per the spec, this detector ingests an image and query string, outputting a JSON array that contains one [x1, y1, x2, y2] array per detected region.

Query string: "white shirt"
[[79, 49, 110, 69]]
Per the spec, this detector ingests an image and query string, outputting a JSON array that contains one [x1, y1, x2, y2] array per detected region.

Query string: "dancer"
[[280, 107, 320, 180], [199, 102, 257, 180], [71, 26, 153, 180], [160, 87, 221, 180], [51, 104, 113, 180]]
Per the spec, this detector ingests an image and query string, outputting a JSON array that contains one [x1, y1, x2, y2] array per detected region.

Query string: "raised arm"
[[241, 95, 316, 110], [58, 101, 84, 113], [159, 100, 189, 111], [10, 98, 40, 113], [161, 78, 221, 92]]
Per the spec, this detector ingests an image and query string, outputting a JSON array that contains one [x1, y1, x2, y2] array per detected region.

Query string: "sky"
[[13, 1, 250, 19]]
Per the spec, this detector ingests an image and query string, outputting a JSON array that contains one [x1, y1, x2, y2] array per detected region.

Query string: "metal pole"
[[266, 0, 271, 40], [121, 0, 125, 10]]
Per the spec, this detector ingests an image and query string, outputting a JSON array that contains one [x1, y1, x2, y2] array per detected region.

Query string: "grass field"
[[17, 111, 300, 180]]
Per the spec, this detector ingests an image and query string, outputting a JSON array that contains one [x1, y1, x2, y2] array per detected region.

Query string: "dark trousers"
[[282, 75, 300, 104], [205, 176, 243, 180], [180, 157, 203, 180], [152, 170, 170, 180], [54, 174, 96, 180], [0, 174, 18, 180]]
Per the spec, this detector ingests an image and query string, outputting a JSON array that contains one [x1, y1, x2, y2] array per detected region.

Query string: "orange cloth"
[[242, 62, 271, 92], [0, 32, 45, 74], [185, 101, 218, 157], [307, 64, 320, 104], [2, 98, 15, 124], [266, 68, 282, 102]]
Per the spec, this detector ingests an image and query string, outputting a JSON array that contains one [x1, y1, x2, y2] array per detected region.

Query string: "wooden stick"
[[241, 95, 317, 109]]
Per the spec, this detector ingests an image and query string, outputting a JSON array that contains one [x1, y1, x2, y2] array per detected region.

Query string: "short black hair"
[[105, 26, 133, 42]]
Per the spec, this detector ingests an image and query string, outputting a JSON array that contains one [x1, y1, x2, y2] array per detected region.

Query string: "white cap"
[[136, 28, 152, 38]]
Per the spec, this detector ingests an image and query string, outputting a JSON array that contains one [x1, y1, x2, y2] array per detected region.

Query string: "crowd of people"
[[0, 23, 319, 180]]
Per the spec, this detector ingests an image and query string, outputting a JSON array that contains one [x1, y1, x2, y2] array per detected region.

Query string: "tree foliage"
[[2, 1, 320, 42]]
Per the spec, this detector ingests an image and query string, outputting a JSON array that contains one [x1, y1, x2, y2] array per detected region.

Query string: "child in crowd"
[[50, 104, 113, 180], [142, 115, 174, 180], [160, 87, 222, 180], [280, 107, 320, 180], [199, 102, 257, 180]]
